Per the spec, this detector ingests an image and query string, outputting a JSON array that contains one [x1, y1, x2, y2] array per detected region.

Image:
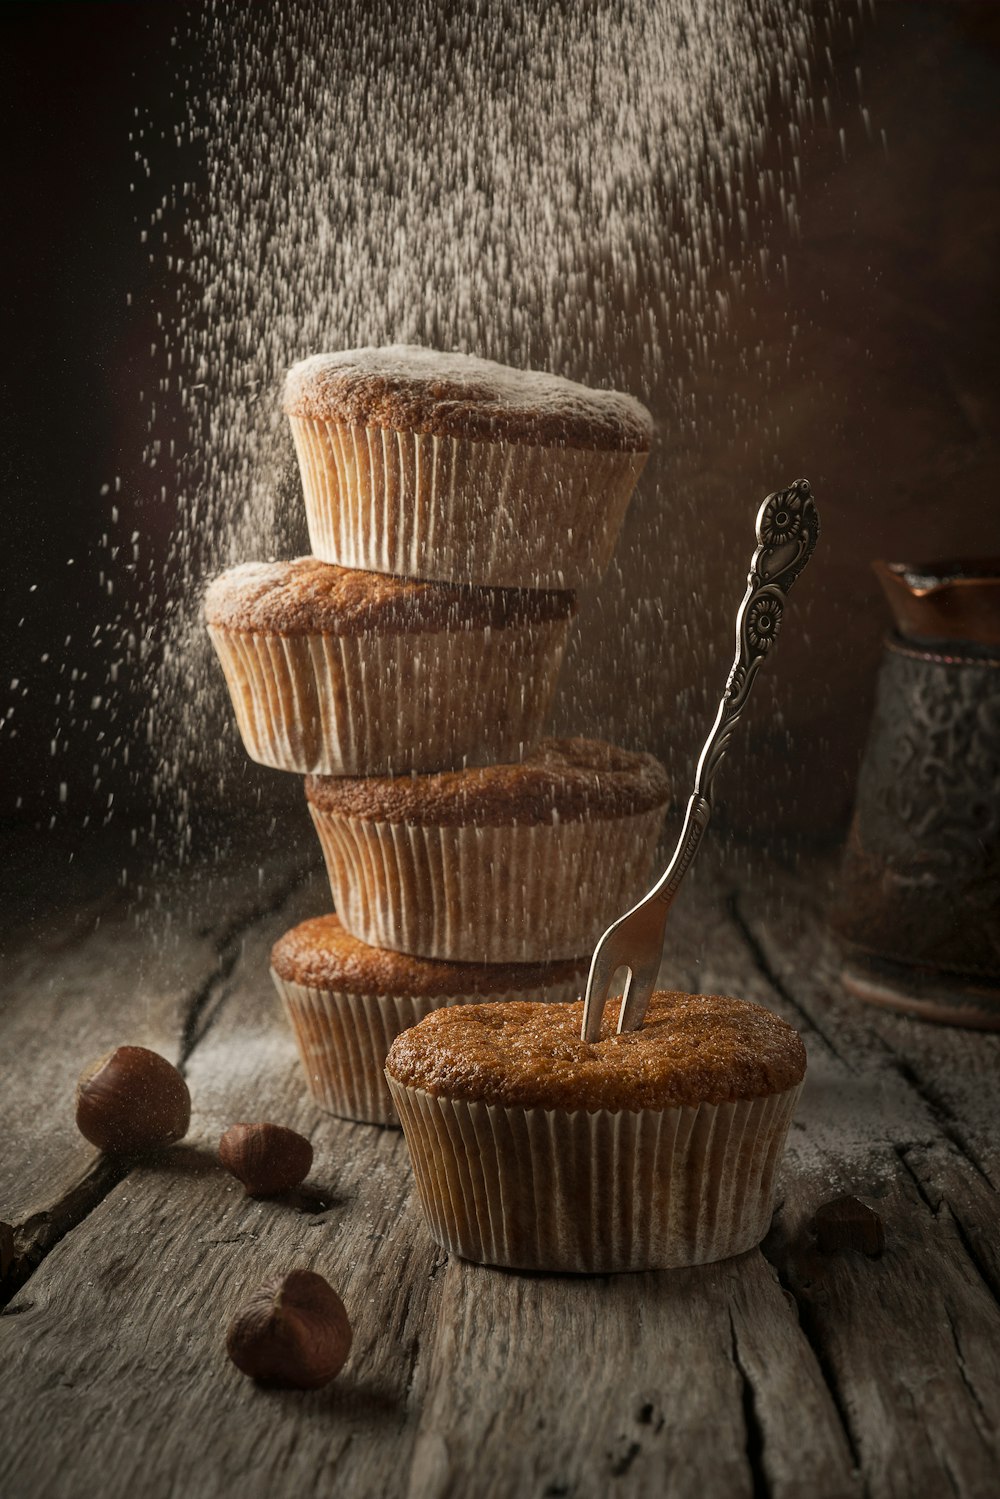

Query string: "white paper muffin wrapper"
[[207, 616, 571, 775], [271, 971, 584, 1127], [308, 804, 668, 961], [387, 1079, 802, 1272], [288, 416, 648, 590]]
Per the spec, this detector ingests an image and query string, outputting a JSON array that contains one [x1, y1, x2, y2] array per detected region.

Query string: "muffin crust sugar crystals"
[[388, 993, 806, 1110], [283, 346, 652, 447], [305, 738, 670, 962], [387, 993, 806, 1273], [205, 557, 575, 775], [283, 345, 654, 590], [271, 915, 587, 1126]]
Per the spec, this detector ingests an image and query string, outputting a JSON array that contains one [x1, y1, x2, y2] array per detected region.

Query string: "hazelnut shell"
[[219, 1122, 313, 1197], [226, 1269, 352, 1389], [75, 1045, 191, 1155]]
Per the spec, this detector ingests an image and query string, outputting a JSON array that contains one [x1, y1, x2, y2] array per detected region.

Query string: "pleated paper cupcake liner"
[[307, 805, 668, 961], [207, 617, 571, 775], [387, 1080, 802, 1272], [272, 971, 585, 1127], [288, 416, 647, 590]]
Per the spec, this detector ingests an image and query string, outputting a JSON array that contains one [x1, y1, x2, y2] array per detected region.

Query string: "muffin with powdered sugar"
[[283, 345, 653, 590], [205, 556, 575, 775]]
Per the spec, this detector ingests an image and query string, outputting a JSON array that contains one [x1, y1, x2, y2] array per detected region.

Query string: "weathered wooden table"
[[2, 837, 998, 1499]]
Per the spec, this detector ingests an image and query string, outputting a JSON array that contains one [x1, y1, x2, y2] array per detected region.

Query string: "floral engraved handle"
[[695, 479, 820, 796], [640, 480, 819, 924]]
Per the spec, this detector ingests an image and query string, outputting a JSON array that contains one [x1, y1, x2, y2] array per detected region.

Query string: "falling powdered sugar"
[[9, 0, 866, 871]]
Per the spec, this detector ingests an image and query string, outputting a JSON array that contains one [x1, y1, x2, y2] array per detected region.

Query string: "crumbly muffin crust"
[[271, 915, 587, 999], [204, 557, 576, 637], [385, 992, 806, 1111], [283, 346, 653, 452], [305, 738, 669, 826]]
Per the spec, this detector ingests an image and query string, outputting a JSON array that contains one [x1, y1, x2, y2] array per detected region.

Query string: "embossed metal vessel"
[[833, 558, 1000, 1029]]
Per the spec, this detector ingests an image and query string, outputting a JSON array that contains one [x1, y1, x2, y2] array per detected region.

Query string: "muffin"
[[283, 345, 653, 590], [385, 992, 806, 1272], [270, 915, 587, 1126], [304, 738, 670, 962], [205, 558, 575, 775]]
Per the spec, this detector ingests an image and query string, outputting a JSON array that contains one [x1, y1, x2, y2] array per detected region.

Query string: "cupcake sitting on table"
[[386, 991, 807, 1274]]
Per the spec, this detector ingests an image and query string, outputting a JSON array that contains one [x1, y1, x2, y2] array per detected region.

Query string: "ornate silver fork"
[[580, 478, 821, 1042]]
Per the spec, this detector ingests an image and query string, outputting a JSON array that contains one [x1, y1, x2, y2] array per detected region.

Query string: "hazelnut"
[[76, 1045, 191, 1154], [226, 1269, 352, 1388], [219, 1122, 313, 1198]]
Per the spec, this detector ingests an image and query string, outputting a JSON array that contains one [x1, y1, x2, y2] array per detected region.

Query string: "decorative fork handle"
[[580, 478, 819, 1042], [693, 476, 820, 801], [649, 792, 712, 910], [644, 476, 820, 917]]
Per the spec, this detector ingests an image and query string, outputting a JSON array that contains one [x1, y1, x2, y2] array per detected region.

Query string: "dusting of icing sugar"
[[136, 0, 854, 871], [282, 345, 654, 438], [5, 0, 866, 875]]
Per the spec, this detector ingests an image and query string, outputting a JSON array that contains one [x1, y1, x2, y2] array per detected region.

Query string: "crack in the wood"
[[893, 1144, 1000, 1309], [635, 1400, 664, 1434], [728, 1310, 770, 1499], [943, 1302, 992, 1435], [727, 893, 854, 1067], [178, 858, 317, 1065], [1, 858, 316, 1309], [177, 940, 246, 1064], [1, 1155, 129, 1310], [940, 1454, 963, 1499], [945, 1202, 1000, 1315], [756, 1236, 800, 1306], [876, 1041, 996, 1192], [891, 1143, 940, 1213], [607, 1440, 641, 1479], [757, 1240, 866, 1484]]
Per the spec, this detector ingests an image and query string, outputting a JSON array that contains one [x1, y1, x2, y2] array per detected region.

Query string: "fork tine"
[[581, 928, 629, 1042], [615, 960, 659, 1034]]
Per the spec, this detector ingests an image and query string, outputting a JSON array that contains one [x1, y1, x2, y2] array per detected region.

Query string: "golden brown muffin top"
[[271, 915, 587, 999], [385, 992, 806, 1112], [204, 557, 576, 637], [305, 737, 669, 827], [283, 346, 653, 452]]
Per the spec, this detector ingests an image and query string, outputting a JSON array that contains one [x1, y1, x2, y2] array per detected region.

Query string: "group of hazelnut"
[[75, 1043, 351, 1391]]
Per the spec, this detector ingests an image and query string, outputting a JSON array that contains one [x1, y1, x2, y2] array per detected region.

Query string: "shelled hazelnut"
[[226, 1269, 352, 1389], [75, 1046, 191, 1155], [219, 1122, 313, 1197]]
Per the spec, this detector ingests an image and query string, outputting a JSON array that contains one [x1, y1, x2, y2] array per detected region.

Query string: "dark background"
[[3, 0, 999, 877], [3, 0, 198, 852]]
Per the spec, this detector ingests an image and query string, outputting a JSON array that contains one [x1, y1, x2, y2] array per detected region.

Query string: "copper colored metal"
[[873, 557, 1000, 648]]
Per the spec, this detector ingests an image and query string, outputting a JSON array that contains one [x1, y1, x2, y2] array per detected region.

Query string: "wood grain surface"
[[1, 844, 997, 1499]]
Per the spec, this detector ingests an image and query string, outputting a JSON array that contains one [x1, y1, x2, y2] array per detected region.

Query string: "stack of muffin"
[[205, 346, 668, 1126]]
